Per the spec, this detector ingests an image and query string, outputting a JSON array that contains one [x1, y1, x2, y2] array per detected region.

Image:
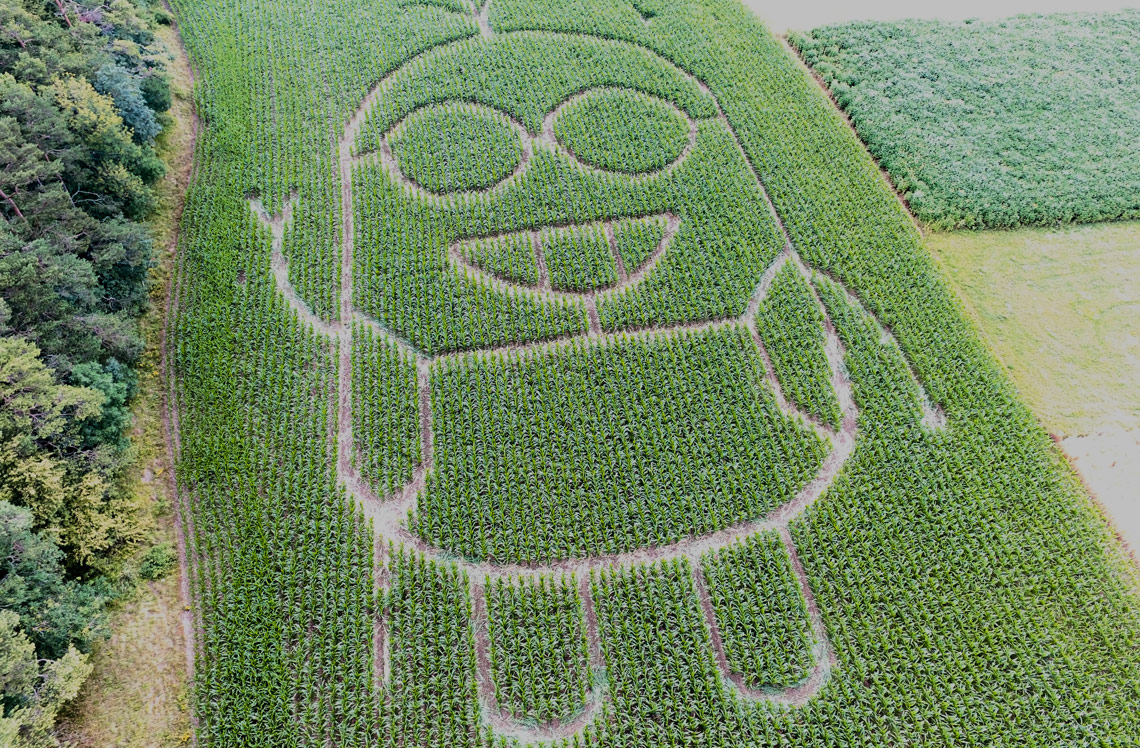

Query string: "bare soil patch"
[[1061, 430, 1140, 563]]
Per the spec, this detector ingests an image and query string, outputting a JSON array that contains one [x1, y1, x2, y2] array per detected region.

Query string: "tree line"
[[0, 1, 174, 744]]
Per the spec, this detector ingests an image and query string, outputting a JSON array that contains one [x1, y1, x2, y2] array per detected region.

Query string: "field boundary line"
[[778, 35, 925, 234]]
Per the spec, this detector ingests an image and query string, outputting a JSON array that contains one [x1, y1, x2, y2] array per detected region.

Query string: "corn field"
[[167, 0, 1140, 745]]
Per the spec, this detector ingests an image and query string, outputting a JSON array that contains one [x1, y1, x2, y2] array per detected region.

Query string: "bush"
[[141, 74, 173, 114], [139, 543, 178, 581]]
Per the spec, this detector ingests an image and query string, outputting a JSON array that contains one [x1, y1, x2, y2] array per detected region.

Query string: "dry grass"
[[56, 20, 197, 748], [927, 221, 1140, 437], [58, 576, 192, 748]]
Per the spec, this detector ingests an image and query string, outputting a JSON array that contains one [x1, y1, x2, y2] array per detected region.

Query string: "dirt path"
[[159, 1, 202, 738], [347, 256, 864, 735]]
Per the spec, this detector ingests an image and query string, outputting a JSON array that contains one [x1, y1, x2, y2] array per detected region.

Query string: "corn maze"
[[169, 0, 1140, 745]]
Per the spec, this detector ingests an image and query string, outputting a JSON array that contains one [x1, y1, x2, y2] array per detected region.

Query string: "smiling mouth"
[[450, 211, 680, 299]]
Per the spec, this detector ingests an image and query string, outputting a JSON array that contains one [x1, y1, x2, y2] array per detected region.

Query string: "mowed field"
[[168, 0, 1140, 745], [927, 223, 1140, 437]]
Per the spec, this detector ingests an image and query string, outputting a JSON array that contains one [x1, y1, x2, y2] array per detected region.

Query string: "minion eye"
[[386, 102, 527, 194], [550, 88, 694, 175]]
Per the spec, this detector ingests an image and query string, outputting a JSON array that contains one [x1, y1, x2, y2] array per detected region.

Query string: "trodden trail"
[[159, 0, 202, 738]]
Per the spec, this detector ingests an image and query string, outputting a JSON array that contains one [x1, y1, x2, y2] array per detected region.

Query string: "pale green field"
[[743, 0, 1140, 33], [928, 222, 1140, 437]]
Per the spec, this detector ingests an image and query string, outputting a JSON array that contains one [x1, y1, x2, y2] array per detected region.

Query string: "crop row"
[[541, 222, 618, 291], [175, 195, 377, 745], [352, 323, 421, 497], [700, 533, 814, 689], [389, 102, 523, 194], [755, 263, 841, 429], [413, 327, 828, 563], [590, 124, 786, 332], [552, 88, 690, 175], [589, 559, 751, 745], [790, 13, 1140, 229], [459, 232, 540, 286], [164, 0, 481, 743], [456, 214, 667, 292], [612, 215, 666, 272], [355, 33, 717, 150], [380, 544, 830, 746], [486, 574, 592, 723], [384, 548, 478, 746], [352, 161, 589, 353]]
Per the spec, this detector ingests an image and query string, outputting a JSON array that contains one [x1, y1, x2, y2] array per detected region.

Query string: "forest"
[[0, 1, 172, 744]]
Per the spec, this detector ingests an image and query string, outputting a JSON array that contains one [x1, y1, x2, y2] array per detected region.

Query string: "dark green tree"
[[0, 501, 110, 660], [0, 608, 92, 748], [0, 0, 171, 740]]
